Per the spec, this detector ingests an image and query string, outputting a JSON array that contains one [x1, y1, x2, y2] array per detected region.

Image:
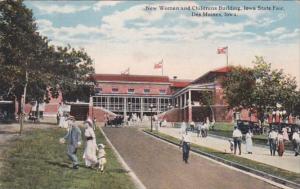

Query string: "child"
[[97, 144, 107, 173], [228, 139, 234, 153]]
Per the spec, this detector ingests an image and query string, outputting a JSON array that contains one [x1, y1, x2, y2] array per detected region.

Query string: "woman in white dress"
[[245, 130, 253, 154], [83, 119, 97, 167]]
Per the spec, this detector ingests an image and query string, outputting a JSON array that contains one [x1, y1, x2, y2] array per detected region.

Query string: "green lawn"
[[0, 127, 135, 189], [144, 129, 300, 184]]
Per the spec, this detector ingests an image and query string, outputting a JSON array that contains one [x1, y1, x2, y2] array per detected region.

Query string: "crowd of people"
[[268, 127, 300, 157], [178, 118, 300, 164]]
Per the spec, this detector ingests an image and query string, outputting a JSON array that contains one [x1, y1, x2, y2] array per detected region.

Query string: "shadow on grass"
[[107, 168, 130, 174], [24, 121, 58, 126], [46, 160, 71, 169], [0, 130, 19, 135]]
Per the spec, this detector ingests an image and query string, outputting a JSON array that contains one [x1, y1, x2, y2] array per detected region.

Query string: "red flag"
[[154, 59, 163, 69], [217, 47, 228, 54]]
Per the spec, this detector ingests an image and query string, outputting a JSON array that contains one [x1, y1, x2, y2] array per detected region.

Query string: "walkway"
[[158, 127, 300, 173], [103, 127, 279, 189]]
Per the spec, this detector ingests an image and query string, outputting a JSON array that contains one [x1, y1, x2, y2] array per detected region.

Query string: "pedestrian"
[[228, 139, 234, 153], [232, 126, 242, 155], [190, 121, 195, 132], [58, 103, 65, 128], [83, 119, 98, 168], [179, 133, 191, 163], [97, 144, 107, 173], [203, 122, 209, 137], [268, 128, 278, 156], [277, 130, 285, 156], [196, 122, 202, 137], [282, 127, 289, 141], [93, 117, 97, 130], [245, 130, 253, 154], [181, 122, 187, 135], [292, 129, 300, 156], [201, 123, 206, 137], [60, 116, 82, 169]]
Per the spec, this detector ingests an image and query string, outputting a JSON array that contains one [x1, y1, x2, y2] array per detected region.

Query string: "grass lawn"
[[0, 127, 135, 189], [144, 129, 300, 184]]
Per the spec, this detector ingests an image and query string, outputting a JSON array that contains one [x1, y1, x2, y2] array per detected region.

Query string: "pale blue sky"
[[25, 1, 300, 84]]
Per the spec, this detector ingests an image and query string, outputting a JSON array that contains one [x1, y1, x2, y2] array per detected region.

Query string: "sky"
[[25, 1, 300, 84]]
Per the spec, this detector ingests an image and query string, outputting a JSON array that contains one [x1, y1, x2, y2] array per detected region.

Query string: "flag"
[[154, 59, 163, 69], [217, 46, 228, 54], [121, 67, 130, 75]]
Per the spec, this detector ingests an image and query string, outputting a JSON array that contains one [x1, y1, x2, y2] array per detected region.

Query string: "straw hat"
[[85, 118, 93, 127]]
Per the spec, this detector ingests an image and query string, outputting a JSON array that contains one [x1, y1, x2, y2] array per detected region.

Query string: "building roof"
[[93, 74, 170, 83], [170, 79, 191, 88], [213, 66, 231, 73], [192, 66, 231, 84]]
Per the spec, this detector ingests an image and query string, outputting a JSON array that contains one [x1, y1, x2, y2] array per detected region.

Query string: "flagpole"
[[162, 59, 163, 76], [226, 46, 228, 67]]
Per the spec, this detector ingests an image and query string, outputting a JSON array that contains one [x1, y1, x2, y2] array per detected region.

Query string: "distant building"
[[13, 66, 256, 122], [90, 67, 234, 122]]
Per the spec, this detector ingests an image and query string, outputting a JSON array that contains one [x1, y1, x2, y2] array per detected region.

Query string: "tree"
[[0, 0, 47, 133], [222, 56, 299, 124], [252, 56, 298, 122], [52, 46, 95, 103], [221, 66, 256, 111], [1, 0, 95, 132]]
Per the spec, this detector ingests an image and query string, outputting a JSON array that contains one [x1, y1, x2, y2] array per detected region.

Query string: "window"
[[159, 89, 166, 94], [112, 87, 119, 93], [144, 89, 150, 94], [128, 88, 135, 93]]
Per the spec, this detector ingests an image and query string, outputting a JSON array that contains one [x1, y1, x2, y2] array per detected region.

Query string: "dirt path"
[[103, 127, 279, 189]]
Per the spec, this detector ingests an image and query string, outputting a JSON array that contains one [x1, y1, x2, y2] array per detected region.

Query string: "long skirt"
[[246, 138, 253, 153], [277, 140, 285, 156], [83, 140, 97, 166], [59, 116, 66, 128]]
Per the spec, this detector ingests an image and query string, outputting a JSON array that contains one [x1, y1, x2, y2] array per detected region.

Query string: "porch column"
[[157, 98, 160, 114], [140, 97, 143, 119], [107, 96, 110, 110], [184, 93, 187, 122], [123, 97, 127, 121], [188, 90, 192, 122]]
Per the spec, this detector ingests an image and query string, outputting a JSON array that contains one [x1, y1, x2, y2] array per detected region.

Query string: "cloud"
[[34, 4, 90, 14], [265, 27, 288, 36], [36, 19, 104, 45], [93, 1, 121, 11], [278, 29, 300, 40]]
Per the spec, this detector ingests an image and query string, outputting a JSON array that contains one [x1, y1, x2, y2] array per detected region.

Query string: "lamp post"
[[150, 103, 153, 132], [128, 102, 131, 125]]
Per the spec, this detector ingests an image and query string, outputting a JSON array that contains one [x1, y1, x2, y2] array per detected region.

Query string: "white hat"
[[98, 144, 105, 149], [85, 118, 93, 127]]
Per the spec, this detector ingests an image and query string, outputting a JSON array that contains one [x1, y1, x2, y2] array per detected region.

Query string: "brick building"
[[90, 66, 235, 122], [17, 66, 252, 122]]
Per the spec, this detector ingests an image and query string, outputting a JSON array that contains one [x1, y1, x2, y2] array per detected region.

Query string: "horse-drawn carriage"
[[105, 116, 124, 127], [237, 120, 262, 135]]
